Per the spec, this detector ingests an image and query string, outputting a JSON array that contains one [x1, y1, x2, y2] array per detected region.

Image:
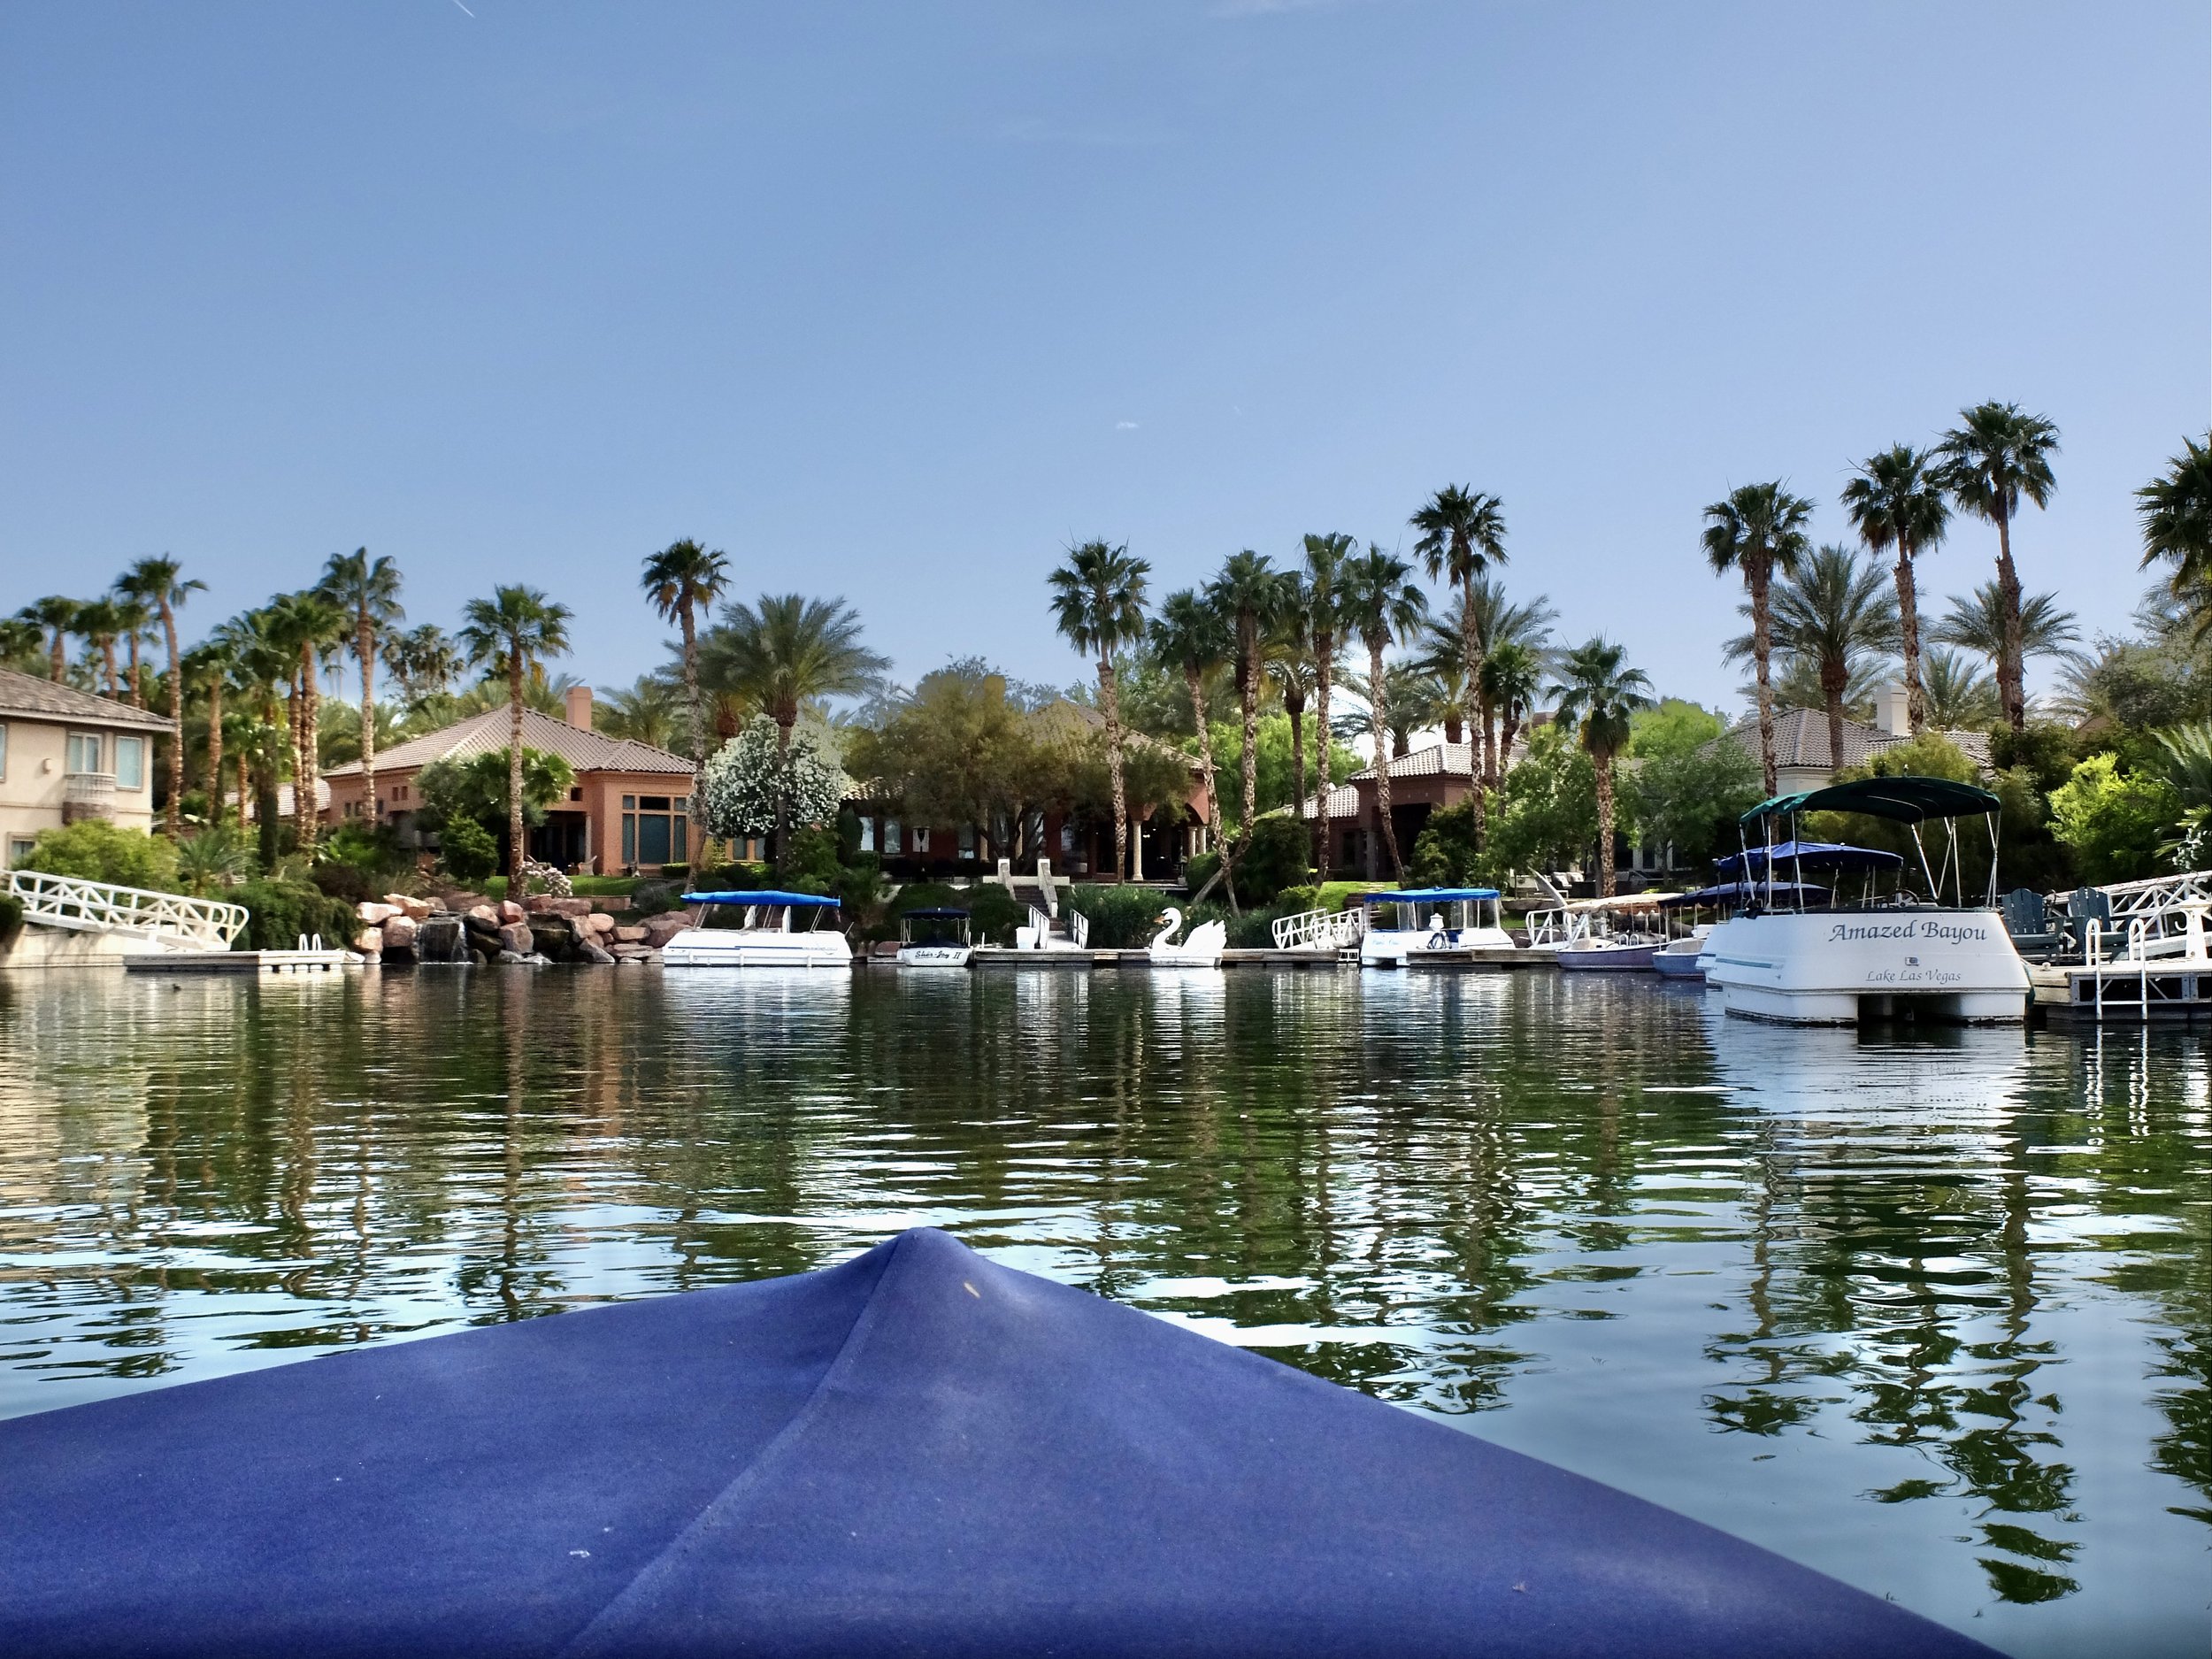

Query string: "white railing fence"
[[1270, 908, 1364, 951], [1069, 909, 1090, 949], [7, 870, 246, 949]]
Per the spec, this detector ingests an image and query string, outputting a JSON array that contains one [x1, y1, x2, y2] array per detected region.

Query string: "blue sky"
[[3, 2, 2205, 713]]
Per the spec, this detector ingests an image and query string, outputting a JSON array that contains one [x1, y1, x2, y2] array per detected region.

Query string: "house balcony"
[[62, 772, 117, 824]]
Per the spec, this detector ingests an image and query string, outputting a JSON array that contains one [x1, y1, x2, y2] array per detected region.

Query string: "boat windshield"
[[681, 891, 843, 932], [1732, 776, 2001, 911]]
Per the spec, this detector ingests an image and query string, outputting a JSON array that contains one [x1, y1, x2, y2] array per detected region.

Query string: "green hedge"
[[0, 892, 22, 945], [231, 880, 360, 953]]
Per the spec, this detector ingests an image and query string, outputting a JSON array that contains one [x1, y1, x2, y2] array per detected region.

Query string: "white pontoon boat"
[[895, 907, 974, 968], [660, 891, 853, 969], [1359, 888, 1513, 967]]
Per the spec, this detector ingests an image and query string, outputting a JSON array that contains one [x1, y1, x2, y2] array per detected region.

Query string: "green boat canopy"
[[1740, 774, 2001, 826]]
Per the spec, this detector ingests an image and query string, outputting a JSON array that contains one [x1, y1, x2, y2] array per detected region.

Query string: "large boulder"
[[415, 916, 467, 964], [354, 926, 383, 956], [641, 912, 692, 949], [613, 924, 648, 944], [465, 904, 499, 925], [610, 943, 656, 962], [526, 895, 593, 918], [357, 902, 401, 926], [382, 916, 419, 959], [497, 900, 526, 926], [498, 922, 534, 956], [579, 941, 616, 965], [529, 920, 577, 960], [383, 894, 435, 921], [591, 896, 633, 915]]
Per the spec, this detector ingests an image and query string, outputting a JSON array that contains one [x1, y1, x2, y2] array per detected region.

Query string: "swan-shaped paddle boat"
[[1148, 906, 1226, 968]]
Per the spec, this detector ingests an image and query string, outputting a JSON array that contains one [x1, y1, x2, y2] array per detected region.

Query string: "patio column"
[[1131, 814, 1143, 881]]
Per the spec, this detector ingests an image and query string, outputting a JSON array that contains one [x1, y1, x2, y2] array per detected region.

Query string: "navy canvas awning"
[[1715, 841, 1906, 874], [0, 1230, 1994, 1658]]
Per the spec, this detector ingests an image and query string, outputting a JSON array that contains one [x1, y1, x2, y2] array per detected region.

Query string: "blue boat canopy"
[[1715, 841, 1905, 874], [682, 890, 841, 908], [0, 1229, 1995, 1658], [1362, 887, 1502, 904]]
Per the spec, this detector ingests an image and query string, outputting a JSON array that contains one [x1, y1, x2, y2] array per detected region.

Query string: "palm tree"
[[73, 598, 125, 696], [1701, 481, 1814, 796], [1480, 641, 1544, 783], [1551, 638, 1654, 899], [1724, 545, 1901, 776], [597, 675, 686, 750], [266, 590, 348, 853], [697, 593, 887, 861], [2137, 432, 2212, 640], [1299, 533, 1355, 880], [1410, 642, 1472, 745], [183, 634, 239, 828], [1932, 581, 2080, 708], [1337, 662, 1431, 762], [1411, 485, 1507, 843], [1204, 549, 1290, 887], [459, 586, 574, 888], [641, 539, 731, 762], [1459, 577, 1557, 786], [1337, 546, 1428, 878], [1149, 589, 1236, 909], [1840, 445, 1949, 734], [1936, 402, 2060, 731], [106, 588, 155, 707], [318, 549, 404, 829], [0, 617, 42, 673], [1919, 647, 2002, 729], [222, 608, 297, 866], [385, 623, 465, 712], [1046, 541, 1151, 881], [19, 596, 79, 681], [1265, 579, 1315, 829], [119, 557, 205, 835]]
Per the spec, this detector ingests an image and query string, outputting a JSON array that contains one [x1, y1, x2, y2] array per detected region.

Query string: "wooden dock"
[[124, 949, 362, 976], [964, 945, 1555, 972], [2032, 960, 2212, 1024]]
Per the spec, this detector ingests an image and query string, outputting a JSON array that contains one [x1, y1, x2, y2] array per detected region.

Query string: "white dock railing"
[[1270, 907, 1363, 951], [7, 870, 247, 949]]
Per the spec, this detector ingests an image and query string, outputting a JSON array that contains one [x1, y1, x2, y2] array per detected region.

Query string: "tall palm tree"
[[1204, 549, 1289, 887], [1411, 485, 1507, 844], [1149, 589, 1235, 909], [1919, 647, 2002, 729], [183, 634, 238, 828], [73, 597, 125, 696], [1337, 662, 1432, 762], [1932, 581, 2080, 703], [597, 675, 686, 750], [1265, 579, 1315, 832], [1936, 402, 2060, 731], [1724, 545, 1901, 776], [2137, 431, 2212, 640], [19, 596, 79, 681], [1459, 576, 1557, 786], [267, 590, 348, 853], [223, 608, 297, 867], [1551, 638, 1654, 899], [0, 617, 42, 673], [1299, 533, 1355, 880], [1046, 541, 1151, 881], [641, 539, 731, 762], [385, 623, 465, 711], [696, 593, 887, 860], [1840, 444, 1949, 734], [1411, 644, 1472, 745], [119, 557, 205, 834], [318, 549, 405, 829], [106, 588, 155, 707], [1701, 480, 1814, 795], [459, 586, 574, 889], [1480, 641, 1544, 783], [1336, 546, 1428, 879]]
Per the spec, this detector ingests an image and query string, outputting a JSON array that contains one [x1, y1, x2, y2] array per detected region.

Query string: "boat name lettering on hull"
[[1824, 919, 1989, 945]]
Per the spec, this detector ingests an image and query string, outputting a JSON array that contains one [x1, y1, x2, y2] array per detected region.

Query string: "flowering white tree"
[[695, 716, 849, 841]]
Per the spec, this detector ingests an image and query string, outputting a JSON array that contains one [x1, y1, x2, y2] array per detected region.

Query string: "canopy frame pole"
[[1909, 823, 1937, 902]]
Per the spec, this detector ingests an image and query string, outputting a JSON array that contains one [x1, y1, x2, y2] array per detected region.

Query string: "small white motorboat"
[[1358, 888, 1514, 967], [895, 907, 974, 968], [660, 890, 853, 969], [1528, 893, 1682, 972], [1703, 777, 2030, 1024], [1148, 906, 1226, 968]]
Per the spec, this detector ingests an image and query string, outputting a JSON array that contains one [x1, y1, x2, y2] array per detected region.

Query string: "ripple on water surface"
[[0, 968, 2205, 1656]]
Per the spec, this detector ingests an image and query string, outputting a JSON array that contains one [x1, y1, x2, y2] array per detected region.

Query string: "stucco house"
[[1709, 686, 1993, 795], [321, 686, 699, 873], [0, 668, 173, 870]]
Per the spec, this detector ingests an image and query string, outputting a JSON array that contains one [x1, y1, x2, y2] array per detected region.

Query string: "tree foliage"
[[415, 749, 576, 833], [13, 821, 180, 891], [696, 716, 849, 841], [2047, 754, 2177, 885]]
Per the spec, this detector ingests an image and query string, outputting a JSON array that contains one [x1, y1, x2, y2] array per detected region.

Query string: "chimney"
[[565, 685, 593, 730], [1877, 682, 1909, 738]]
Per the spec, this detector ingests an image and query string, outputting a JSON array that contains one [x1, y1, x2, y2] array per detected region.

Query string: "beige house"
[[1711, 687, 1993, 795], [0, 669, 172, 869]]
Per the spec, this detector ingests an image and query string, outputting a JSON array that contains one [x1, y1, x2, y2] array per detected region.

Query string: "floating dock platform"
[[124, 949, 362, 976], [963, 945, 1555, 971], [2032, 960, 2212, 1024]]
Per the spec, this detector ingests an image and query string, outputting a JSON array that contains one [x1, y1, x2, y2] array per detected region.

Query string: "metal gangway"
[[2085, 869, 2212, 959], [2039, 868, 2212, 1024], [1270, 906, 1364, 953], [6, 870, 248, 951]]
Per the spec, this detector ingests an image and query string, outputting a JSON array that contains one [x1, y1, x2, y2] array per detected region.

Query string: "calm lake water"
[[0, 966, 2204, 1655]]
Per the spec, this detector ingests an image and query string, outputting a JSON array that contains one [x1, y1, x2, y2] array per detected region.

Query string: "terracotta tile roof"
[[321, 703, 695, 780], [1710, 709, 1992, 773], [0, 667, 174, 730]]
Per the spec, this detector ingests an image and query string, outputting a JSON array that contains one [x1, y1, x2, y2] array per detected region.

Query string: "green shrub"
[[2048, 755, 2177, 885], [629, 879, 684, 916], [13, 821, 179, 891], [1066, 884, 1179, 949], [437, 815, 499, 883], [231, 879, 360, 952], [962, 884, 1025, 946], [0, 892, 22, 944]]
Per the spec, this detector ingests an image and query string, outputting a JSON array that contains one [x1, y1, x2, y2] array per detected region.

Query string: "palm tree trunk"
[[773, 711, 795, 867], [1441, 710, 1463, 745], [127, 634, 143, 708], [1099, 653, 1128, 881], [1313, 632, 1333, 883], [358, 615, 379, 826], [297, 647, 321, 855], [1185, 667, 1235, 914], [1750, 558, 1778, 797], [1594, 755, 1617, 900], [1231, 640, 1260, 892], [509, 650, 527, 890], [1995, 509, 2025, 731], [101, 640, 119, 697], [1462, 579, 1487, 849], [1896, 551, 1924, 734], [1500, 705, 1524, 784], [1823, 664, 1847, 784], [161, 600, 182, 836], [1370, 637, 1403, 879], [205, 677, 225, 831], [680, 604, 704, 763], [47, 628, 64, 681], [1286, 695, 1307, 826]]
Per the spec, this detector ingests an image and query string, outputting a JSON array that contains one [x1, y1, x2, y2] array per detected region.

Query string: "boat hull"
[[1361, 926, 1517, 967], [661, 929, 853, 969], [1703, 910, 2028, 1024], [895, 945, 973, 968], [1650, 948, 1706, 979], [1556, 942, 1660, 972]]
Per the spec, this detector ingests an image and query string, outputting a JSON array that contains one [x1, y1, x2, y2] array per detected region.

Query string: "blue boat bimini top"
[[0, 1230, 1997, 1659], [681, 890, 841, 908], [1362, 887, 1502, 904], [1715, 841, 1905, 874]]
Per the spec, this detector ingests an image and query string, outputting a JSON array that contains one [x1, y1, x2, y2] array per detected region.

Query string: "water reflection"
[[0, 969, 2202, 1656]]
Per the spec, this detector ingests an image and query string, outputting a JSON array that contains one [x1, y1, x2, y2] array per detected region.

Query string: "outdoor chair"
[[2000, 888, 2062, 959]]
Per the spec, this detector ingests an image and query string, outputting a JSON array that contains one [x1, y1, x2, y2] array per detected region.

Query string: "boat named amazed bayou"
[[1701, 777, 2030, 1025]]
